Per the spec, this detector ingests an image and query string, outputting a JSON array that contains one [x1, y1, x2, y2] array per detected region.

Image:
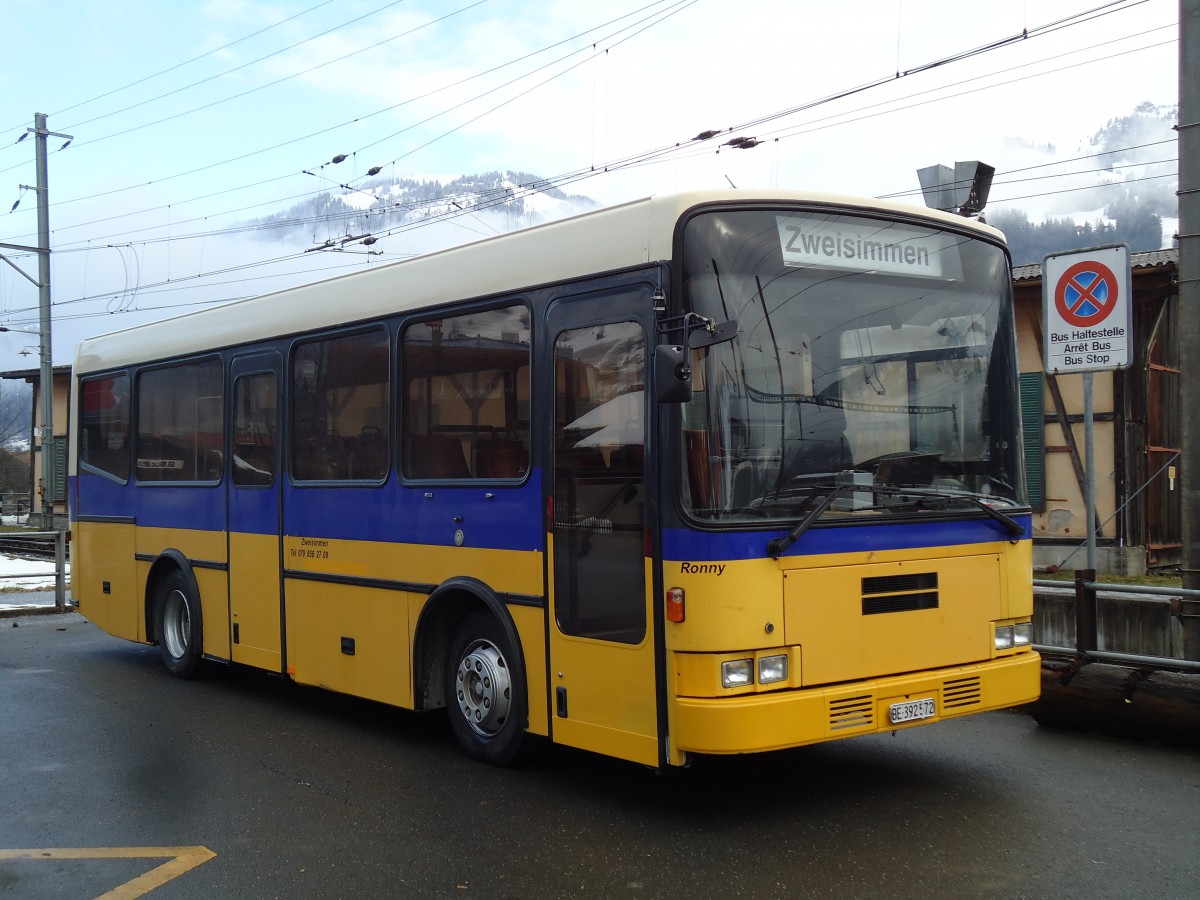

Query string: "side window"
[[401, 304, 531, 480], [136, 360, 224, 482], [291, 329, 390, 482], [552, 319, 646, 643], [79, 374, 131, 481], [232, 373, 277, 486]]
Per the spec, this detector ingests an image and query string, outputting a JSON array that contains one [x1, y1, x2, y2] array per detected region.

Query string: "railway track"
[[0, 537, 63, 561]]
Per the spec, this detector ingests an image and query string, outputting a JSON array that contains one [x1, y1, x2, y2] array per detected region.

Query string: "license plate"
[[889, 697, 936, 725]]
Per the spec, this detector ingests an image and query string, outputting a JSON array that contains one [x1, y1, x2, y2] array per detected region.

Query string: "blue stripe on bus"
[[74, 471, 544, 551], [75, 471, 1028, 558], [663, 514, 1031, 561], [75, 475, 229, 531], [73, 473, 146, 522], [278, 480, 543, 549]]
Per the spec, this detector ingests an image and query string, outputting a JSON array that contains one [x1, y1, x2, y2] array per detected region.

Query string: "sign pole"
[[1179, 0, 1200, 600], [1083, 371, 1096, 571]]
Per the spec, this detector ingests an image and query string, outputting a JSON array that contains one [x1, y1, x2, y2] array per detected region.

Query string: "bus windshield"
[[678, 207, 1023, 523]]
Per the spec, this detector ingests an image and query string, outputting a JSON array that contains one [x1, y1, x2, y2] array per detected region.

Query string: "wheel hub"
[[162, 589, 191, 659], [454, 640, 512, 736]]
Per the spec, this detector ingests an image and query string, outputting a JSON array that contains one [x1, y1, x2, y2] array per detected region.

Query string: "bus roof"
[[72, 189, 1006, 375]]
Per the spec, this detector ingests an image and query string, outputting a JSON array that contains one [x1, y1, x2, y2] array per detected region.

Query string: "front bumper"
[[672, 651, 1040, 755]]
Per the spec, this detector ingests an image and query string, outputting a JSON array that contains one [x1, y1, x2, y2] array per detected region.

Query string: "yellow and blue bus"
[[70, 189, 1039, 767]]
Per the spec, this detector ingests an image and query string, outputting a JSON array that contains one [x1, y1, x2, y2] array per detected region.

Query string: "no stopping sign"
[[1042, 245, 1131, 373]]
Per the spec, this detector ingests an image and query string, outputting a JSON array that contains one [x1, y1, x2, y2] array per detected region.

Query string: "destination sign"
[[776, 215, 947, 278]]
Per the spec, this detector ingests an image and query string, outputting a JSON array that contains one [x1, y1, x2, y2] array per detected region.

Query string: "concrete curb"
[[0, 592, 75, 619], [0, 604, 73, 619]]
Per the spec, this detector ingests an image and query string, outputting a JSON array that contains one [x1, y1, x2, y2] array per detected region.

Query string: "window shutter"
[[50, 435, 68, 503], [1018, 373, 1045, 511]]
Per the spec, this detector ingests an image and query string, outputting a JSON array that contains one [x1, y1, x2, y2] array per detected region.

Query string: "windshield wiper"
[[874, 485, 1025, 539], [765, 482, 1025, 559], [956, 493, 1026, 539], [766, 482, 847, 558]]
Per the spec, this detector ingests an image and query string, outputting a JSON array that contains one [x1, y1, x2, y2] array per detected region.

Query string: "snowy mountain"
[[248, 171, 598, 246]]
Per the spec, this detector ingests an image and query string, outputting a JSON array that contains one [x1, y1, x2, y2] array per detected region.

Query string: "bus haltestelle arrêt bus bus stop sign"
[[1041, 244, 1132, 373]]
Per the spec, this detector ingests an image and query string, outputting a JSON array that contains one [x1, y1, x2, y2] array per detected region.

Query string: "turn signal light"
[[666, 587, 685, 623]]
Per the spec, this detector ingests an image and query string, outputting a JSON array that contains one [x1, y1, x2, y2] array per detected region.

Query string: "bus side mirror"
[[655, 345, 692, 404]]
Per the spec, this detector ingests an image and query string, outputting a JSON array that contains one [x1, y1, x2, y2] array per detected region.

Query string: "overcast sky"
[[0, 0, 1179, 367]]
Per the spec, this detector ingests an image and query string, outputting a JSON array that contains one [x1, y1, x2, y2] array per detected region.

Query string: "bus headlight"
[[721, 659, 754, 688], [994, 625, 1014, 651], [758, 654, 788, 684], [1014, 621, 1033, 647]]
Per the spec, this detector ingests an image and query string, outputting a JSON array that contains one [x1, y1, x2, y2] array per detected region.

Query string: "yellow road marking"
[[0, 846, 216, 899]]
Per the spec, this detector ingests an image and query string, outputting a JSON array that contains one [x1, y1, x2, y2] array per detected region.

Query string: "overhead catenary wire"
[[39, 24, 1172, 254], [0, 0, 339, 137], [1, 0, 704, 253], [9, 144, 1173, 322], [55, 4, 1176, 251], [8, 147, 1175, 323], [0, 1, 479, 179], [1, 0, 1161, 236], [599, 27, 1173, 182], [0, 0, 409, 146], [55, 1, 483, 150], [0, 0, 690, 213], [688, 0, 1154, 150], [0, 0, 1174, 327]]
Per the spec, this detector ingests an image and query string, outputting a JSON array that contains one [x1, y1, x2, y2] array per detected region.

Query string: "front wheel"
[[157, 569, 203, 679], [445, 610, 527, 765]]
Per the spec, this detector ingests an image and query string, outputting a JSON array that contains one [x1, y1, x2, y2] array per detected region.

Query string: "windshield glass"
[[678, 206, 1023, 524]]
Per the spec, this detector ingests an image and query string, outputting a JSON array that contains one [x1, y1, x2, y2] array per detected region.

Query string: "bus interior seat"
[[352, 425, 387, 480], [409, 433, 470, 479], [607, 443, 644, 477], [475, 436, 528, 478], [558, 445, 607, 477], [730, 461, 755, 508]]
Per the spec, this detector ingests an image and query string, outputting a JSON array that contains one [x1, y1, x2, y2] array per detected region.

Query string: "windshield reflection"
[[678, 207, 1024, 524]]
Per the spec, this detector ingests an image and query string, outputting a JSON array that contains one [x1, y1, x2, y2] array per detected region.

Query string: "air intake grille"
[[861, 572, 939, 615], [942, 676, 982, 709], [862, 573, 938, 593], [829, 694, 875, 732]]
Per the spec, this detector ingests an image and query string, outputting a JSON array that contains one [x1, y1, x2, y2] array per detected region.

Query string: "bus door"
[[226, 352, 284, 672], [545, 290, 659, 766]]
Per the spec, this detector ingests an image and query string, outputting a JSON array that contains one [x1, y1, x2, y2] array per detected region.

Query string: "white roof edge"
[[73, 189, 1004, 374]]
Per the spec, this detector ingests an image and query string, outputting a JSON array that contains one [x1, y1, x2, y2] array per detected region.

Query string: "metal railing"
[[0, 530, 67, 611], [1033, 571, 1200, 672], [0, 492, 32, 518]]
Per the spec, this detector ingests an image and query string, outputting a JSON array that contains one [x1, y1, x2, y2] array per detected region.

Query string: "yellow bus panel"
[[282, 536, 543, 597], [229, 531, 283, 671], [507, 604, 549, 738], [783, 553, 1000, 685], [73, 520, 139, 643], [286, 580, 415, 709], [661, 558, 787, 652]]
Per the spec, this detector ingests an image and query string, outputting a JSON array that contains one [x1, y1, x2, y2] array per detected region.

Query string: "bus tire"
[[157, 569, 203, 679], [445, 610, 527, 765]]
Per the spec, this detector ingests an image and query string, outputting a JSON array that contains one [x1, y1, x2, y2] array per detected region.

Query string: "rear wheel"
[[445, 610, 527, 765], [157, 570, 203, 678]]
